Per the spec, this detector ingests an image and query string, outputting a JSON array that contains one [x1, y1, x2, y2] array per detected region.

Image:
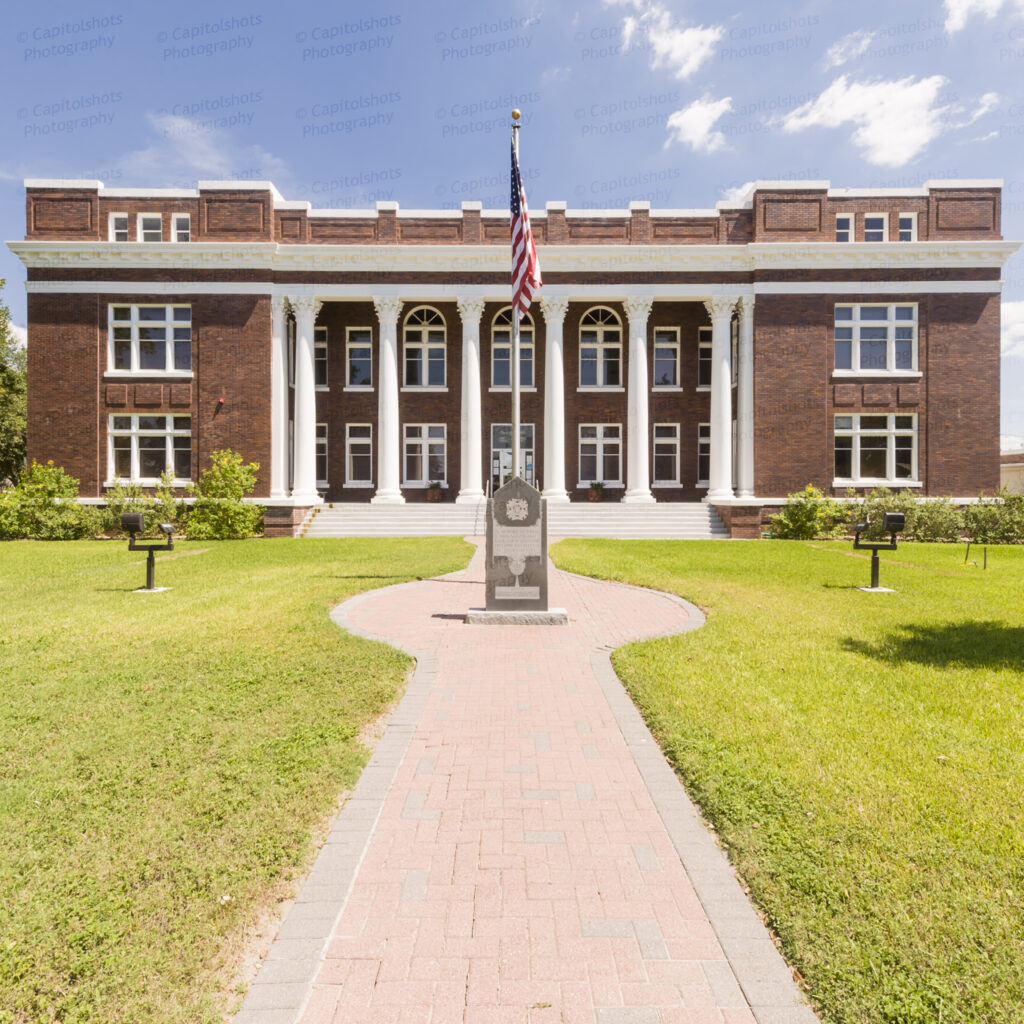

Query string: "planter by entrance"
[[426, 483, 442, 503], [587, 482, 604, 503]]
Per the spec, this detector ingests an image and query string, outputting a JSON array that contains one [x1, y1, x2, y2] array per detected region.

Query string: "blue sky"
[[3, 0, 1023, 446]]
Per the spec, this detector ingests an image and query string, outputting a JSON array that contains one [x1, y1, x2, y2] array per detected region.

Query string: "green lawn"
[[550, 539, 1024, 1024], [0, 537, 472, 1024]]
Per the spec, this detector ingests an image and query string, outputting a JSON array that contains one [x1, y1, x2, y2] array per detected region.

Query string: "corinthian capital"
[[270, 295, 291, 317], [623, 296, 653, 324], [290, 296, 323, 320], [704, 296, 736, 322], [539, 296, 569, 323], [372, 295, 403, 324], [456, 297, 486, 324]]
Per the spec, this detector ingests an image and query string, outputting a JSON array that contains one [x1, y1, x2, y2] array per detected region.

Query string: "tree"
[[0, 280, 27, 487]]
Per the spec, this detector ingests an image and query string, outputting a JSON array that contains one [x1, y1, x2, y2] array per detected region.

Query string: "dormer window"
[[138, 214, 162, 242], [835, 214, 852, 242], [173, 214, 190, 242], [864, 214, 887, 243], [109, 213, 129, 242], [897, 213, 917, 241]]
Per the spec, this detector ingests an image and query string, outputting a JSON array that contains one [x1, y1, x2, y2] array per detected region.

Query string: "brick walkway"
[[235, 542, 818, 1024]]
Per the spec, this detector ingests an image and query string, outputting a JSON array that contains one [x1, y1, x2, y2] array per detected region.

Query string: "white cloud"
[[974, 129, 999, 141], [606, 0, 723, 79], [1001, 301, 1024, 359], [1002, 435, 1024, 451], [120, 113, 292, 190], [665, 95, 732, 153], [719, 181, 756, 205], [9, 324, 27, 349], [823, 29, 875, 68], [944, 0, 1024, 33], [963, 91, 1000, 125], [779, 74, 951, 167]]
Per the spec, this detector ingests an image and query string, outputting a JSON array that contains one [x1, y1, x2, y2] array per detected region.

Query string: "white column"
[[456, 297, 485, 503], [539, 296, 569, 503], [372, 296, 404, 504], [736, 296, 755, 498], [623, 296, 655, 503], [270, 296, 290, 498], [704, 296, 736, 501], [290, 296, 322, 503]]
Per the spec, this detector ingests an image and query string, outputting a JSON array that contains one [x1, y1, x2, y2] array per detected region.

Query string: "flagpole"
[[511, 112, 522, 481]]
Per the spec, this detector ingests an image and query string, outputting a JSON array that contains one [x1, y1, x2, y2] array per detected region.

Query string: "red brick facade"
[[12, 178, 1014, 518]]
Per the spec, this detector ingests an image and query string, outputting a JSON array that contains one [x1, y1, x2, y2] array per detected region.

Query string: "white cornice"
[[7, 239, 1021, 274]]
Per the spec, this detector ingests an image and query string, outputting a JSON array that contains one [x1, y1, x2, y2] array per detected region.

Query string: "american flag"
[[510, 136, 541, 314]]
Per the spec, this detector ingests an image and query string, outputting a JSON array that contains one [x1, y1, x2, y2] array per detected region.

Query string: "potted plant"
[[587, 480, 604, 503], [426, 480, 442, 503]]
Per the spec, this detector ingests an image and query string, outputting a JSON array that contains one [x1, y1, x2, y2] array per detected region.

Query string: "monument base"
[[467, 607, 569, 626]]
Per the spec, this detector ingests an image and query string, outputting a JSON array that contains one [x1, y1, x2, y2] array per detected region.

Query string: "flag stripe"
[[511, 136, 541, 314]]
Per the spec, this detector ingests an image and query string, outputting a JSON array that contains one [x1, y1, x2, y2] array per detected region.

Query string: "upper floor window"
[[579, 306, 622, 388], [346, 328, 373, 388], [897, 213, 917, 242], [492, 307, 534, 388], [138, 214, 162, 242], [109, 304, 191, 374], [173, 213, 191, 242], [314, 326, 328, 388], [834, 304, 917, 374], [403, 306, 446, 388], [697, 327, 712, 389], [835, 214, 852, 242], [864, 213, 887, 243], [653, 328, 680, 388], [109, 213, 129, 242]]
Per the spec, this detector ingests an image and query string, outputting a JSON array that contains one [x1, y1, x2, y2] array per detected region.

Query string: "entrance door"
[[490, 423, 535, 491]]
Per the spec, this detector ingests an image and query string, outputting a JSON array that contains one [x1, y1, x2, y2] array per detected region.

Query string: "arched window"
[[491, 307, 534, 388], [579, 306, 622, 388], [403, 306, 446, 388]]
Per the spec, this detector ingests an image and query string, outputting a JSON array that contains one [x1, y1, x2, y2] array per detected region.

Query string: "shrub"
[[963, 490, 1024, 545], [770, 484, 846, 539], [102, 470, 186, 537], [0, 460, 102, 540], [852, 487, 920, 541], [185, 450, 264, 540], [911, 497, 964, 543]]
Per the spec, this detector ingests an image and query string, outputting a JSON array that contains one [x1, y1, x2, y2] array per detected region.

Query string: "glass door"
[[490, 423, 534, 491]]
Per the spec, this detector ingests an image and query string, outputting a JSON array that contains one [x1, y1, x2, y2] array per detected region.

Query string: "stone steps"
[[301, 501, 728, 539]]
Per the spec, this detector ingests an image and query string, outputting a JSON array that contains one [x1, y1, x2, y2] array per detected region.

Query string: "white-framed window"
[[653, 328, 680, 389], [491, 307, 534, 389], [897, 212, 917, 242], [138, 213, 162, 242], [697, 423, 710, 485], [404, 424, 446, 485], [109, 414, 191, 485], [403, 306, 446, 388], [108, 304, 191, 375], [579, 307, 622, 389], [314, 326, 328, 389], [490, 423, 535, 489], [834, 414, 917, 484], [173, 213, 190, 242], [346, 328, 373, 389], [316, 423, 328, 486], [346, 424, 373, 485], [653, 423, 680, 485], [697, 327, 712, 389], [835, 213, 852, 243], [834, 304, 918, 374], [109, 213, 129, 242], [578, 424, 622, 485], [864, 213, 887, 243]]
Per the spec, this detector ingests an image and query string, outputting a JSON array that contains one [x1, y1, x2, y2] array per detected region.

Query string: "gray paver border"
[[235, 546, 819, 1024]]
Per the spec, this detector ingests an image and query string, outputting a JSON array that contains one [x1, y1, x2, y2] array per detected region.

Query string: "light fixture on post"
[[852, 512, 905, 592], [122, 513, 175, 592]]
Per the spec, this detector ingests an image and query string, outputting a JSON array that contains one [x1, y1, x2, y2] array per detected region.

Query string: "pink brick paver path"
[[235, 541, 818, 1024]]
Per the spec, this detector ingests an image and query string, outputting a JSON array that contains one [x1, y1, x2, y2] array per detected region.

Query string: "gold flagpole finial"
[[512, 108, 521, 122]]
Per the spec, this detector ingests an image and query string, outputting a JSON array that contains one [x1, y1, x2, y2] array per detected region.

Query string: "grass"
[[550, 539, 1024, 1024], [0, 537, 472, 1024]]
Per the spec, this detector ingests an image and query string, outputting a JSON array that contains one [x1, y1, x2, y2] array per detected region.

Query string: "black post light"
[[122, 512, 174, 592], [852, 511, 905, 591]]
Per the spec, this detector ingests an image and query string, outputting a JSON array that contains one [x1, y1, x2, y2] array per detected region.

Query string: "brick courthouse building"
[[9, 177, 1017, 536]]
